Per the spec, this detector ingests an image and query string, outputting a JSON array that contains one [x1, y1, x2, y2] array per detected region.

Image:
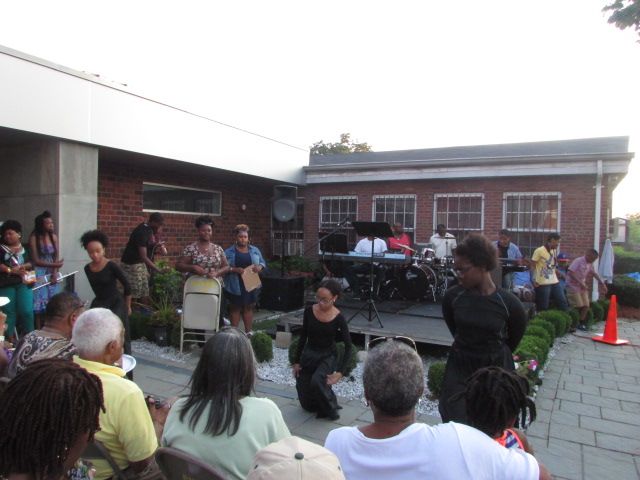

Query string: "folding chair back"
[[155, 447, 229, 480], [180, 275, 221, 353]]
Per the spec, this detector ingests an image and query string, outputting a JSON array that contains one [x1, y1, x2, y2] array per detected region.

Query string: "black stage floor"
[[279, 296, 454, 347]]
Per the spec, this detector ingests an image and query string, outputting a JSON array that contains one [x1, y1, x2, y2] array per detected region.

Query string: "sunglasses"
[[367, 335, 417, 352], [315, 295, 335, 304]]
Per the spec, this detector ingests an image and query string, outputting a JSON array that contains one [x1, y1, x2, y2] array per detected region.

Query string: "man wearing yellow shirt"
[[73, 308, 168, 480], [530, 233, 569, 313]]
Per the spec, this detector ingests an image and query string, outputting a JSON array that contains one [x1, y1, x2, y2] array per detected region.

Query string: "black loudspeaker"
[[260, 276, 305, 312], [273, 185, 297, 222]]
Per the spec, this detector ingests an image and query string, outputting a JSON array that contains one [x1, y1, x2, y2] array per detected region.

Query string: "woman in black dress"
[[292, 279, 352, 421], [439, 233, 526, 423], [80, 230, 132, 355]]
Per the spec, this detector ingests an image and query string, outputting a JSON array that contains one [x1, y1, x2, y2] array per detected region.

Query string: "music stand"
[[348, 221, 394, 328]]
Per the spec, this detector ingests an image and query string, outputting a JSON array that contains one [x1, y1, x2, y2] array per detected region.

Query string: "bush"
[[598, 298, 611, 317], [427, 361, 446, 397], [524, 325, 552, 347], [612, 246, 640, 274], [528, 318, 556, 341], [609, 274, 640, 308], [584, 309, 595, 330], [129, 311, 153, 340], [567, 308, 580, 329], [514, 336, 548, 365], [535, 310, 570, 337], [590, 302, 604, 323], [150, 259, 183, 304], [288, 338, 359, 377], [251, 332, 273, 363]]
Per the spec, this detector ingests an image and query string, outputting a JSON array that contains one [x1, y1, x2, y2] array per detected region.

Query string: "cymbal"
[[396, 243, 416, 252]]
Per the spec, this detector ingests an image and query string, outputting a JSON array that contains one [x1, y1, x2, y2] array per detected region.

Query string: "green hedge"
[[528, 318, 556, 341], [609, 274, 640, 308], [251, 332, 274, 363], [427, 361, 446, 397], [584, 309, 595, 329], [516, 335, 549, 364], [129, 311, 153, 340], [590, 302, 604, 323], [524, 325, 552, 347], [612, 246, 640, 274], [534, 310, 571, 337], [288, 338, 359, 377]]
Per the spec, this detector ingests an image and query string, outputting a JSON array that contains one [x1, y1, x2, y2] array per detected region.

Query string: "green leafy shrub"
[[524, 325, 552, 347], [266, 254, 323, 289], [288, 338, 359, 377], [251, 332, 273, 363], [590, 302, 604, 323], [129, 311, 153, 340], [528, 318, 556, 340], [151, 259, 183, 304], [609, 274, 640, 308], [567, 308, 580, 329], [584, 309, 595, 329], [598, 298, 611, 317], [514, 336, 548, 365], [427, 361, 446, 397], [612, 246, 640, 274], [535, 310, 570, 337]]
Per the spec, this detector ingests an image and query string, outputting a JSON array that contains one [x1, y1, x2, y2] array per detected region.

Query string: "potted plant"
[[150, 297, 180, 346]]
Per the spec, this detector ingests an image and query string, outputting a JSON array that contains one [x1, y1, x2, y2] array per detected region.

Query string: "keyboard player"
[[345, 235, 387, 297]]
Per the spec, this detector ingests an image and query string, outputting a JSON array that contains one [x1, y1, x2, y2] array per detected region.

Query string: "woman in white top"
[[324, 337, 551, 480]]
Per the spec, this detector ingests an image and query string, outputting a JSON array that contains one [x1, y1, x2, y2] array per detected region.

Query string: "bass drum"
[[398, 264, 438, 300]]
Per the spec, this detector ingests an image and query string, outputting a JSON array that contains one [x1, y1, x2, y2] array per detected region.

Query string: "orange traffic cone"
[[592, 295, 629, 345]]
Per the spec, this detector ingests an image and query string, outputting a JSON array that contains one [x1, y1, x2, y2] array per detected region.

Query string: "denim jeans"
[[535, 282, 569, 312]]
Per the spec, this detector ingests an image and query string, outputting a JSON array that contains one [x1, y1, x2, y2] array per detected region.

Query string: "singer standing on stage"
[[293, 279, 351, 421], [429, 224, 457, 259]]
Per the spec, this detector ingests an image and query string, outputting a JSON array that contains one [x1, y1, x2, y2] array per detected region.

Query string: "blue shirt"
[[223, 245, 266, 295]]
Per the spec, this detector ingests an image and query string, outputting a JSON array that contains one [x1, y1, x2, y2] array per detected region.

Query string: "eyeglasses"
[[453, 265, 474, 276], [367, 335, 417, 352], [315, 295, 334, 304]]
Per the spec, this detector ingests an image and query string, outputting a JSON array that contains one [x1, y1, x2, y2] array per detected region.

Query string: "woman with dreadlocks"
[[459, 366, 536, 454], [439, 233, 527, 424], [0, 358, 105, 480]]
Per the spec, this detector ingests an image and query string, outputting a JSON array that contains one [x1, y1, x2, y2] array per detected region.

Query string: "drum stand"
[[347, 221, 394, 328]]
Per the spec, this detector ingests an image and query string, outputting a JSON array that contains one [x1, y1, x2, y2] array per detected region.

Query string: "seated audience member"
[[0, 358, 105, 480], [324, 338, 551, 480], [511, 268, 535, 303], [6, 292, 85, 378], [567, 248, 608, 332], [162, 327, 290, 480], [247, 436, 346, 480], [73, 308, 168, 480], [458, 366, 537, 455]]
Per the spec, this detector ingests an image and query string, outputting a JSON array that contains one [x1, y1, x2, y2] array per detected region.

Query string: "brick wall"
[[303, 174, 615, 259], [97, 160, 276, 263]]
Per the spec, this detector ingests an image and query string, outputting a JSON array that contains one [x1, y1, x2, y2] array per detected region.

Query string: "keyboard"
[[319, 251, 411, 265]]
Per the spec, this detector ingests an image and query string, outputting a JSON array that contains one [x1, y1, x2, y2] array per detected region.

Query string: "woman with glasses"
[[81, 230, 133, 356], [439, 233, 526, 424], [292, 279, 351, 421], [325, 338, 548, 480], [223, 224, 264, 337]]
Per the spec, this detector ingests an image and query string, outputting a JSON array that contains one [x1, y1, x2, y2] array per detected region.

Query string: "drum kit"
[[382, 243, 458, 302]]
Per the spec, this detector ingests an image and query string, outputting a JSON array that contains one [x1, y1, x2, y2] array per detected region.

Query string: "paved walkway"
[[134, 320, 640, 480]]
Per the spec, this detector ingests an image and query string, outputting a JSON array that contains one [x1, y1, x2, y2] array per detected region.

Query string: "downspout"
[[593, 160, 603, 301]]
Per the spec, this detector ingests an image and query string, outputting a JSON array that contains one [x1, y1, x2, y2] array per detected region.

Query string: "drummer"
[[388, 223, 414, 256], [429, 224, 457, 259]]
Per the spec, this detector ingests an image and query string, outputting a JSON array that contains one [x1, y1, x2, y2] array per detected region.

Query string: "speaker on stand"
[[272, 185, 297, 276]]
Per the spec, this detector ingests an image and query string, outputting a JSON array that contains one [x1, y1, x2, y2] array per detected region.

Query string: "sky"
[[1, 0, 638, 216]]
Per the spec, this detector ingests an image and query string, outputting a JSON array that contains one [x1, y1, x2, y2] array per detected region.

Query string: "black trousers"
[[296, 345, 339, 416]]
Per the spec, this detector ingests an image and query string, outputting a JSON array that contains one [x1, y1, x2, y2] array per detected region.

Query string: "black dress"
[[84, 261, 133, 355], [439, 285, 526, 423], [294, 306, 352, 417]]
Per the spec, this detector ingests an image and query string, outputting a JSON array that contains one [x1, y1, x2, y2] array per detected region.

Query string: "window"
[[503, 192, 561, 257], [143, 183, 221, 215], [434, 194, 484, 241], [373, 195, 416, 238], [320, 196, 358, 248], [272, 198, 305, 256]]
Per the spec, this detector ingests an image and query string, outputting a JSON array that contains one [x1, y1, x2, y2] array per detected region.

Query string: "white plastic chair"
[[180, 275, 221, 353]]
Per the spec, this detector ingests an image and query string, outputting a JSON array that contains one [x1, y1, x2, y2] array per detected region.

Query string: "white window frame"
[[433, 193, 485, 236], [319, 196, 358, 248], [372, 194, 417, 233]]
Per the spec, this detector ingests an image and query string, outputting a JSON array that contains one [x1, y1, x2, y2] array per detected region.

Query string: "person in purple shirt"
[[566, 249, 608, 331]]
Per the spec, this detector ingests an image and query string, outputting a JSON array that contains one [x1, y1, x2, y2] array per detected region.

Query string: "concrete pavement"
[[134, 320, 640, 480]]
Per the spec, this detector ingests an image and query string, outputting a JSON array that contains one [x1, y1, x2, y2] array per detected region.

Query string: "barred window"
[[434, 194, 484, 241], [373, 195, 416, 238], [320, 196, 358, 248], [503, 192, 561, 257], [143, 183, 221, 215]]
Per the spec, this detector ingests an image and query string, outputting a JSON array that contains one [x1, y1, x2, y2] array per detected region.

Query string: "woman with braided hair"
[[458, 366, 537, 454], [0, 358, 105, 480]]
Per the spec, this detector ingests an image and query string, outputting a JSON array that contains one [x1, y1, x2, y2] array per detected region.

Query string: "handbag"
[[0, 245, 25, 288]]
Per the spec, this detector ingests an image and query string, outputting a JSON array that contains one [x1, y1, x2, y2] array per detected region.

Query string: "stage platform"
[[277, 296, 536, 348]]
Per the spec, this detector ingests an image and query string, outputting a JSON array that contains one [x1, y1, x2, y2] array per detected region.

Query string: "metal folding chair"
[[180, 275, 221, 353], [155, 447, 229, 480]]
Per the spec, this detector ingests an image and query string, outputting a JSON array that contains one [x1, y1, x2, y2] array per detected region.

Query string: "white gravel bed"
[[132, 339, 194, 363]]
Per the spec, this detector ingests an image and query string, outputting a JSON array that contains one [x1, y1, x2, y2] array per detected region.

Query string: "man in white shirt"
[[345, 236, 386, 297], [429, 224, 457, 259]]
